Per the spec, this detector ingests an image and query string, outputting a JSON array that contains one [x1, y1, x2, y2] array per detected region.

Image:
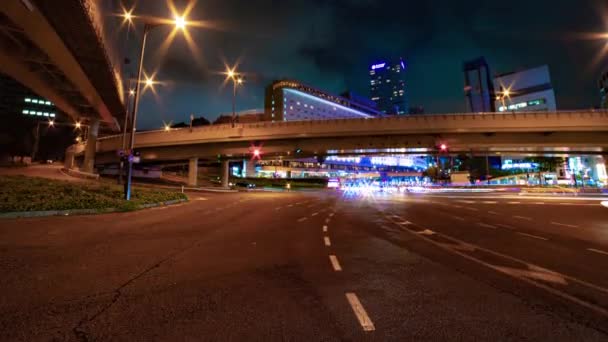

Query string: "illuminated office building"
[[369, 58, 407, 114], [264, 80, 382, 122], [494, 65, 557, 112]]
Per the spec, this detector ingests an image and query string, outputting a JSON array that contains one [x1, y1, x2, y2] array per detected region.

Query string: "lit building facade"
[[493, 65, 557, 112], [264, 80, 382, 122], [369, 58, 407, 114]]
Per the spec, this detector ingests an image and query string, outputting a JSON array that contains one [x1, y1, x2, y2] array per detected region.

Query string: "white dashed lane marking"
[[587, 248, 608, 256], [329, 255, 342, 271], [477, 222, 497, 229], [495, 223, 515, 229], [517, 232, 548, 241], [513, 215, 533, 221], [311, 212, 319, 216], [297, 217, 307, 222], [324, 236, 331, 246], [323, 225, 328, 232], [488, 211, 500, 215], [345, 293, 375, 332], [550, 222, 579, 229]]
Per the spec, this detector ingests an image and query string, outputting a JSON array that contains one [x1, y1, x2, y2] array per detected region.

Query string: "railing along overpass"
[[80, 110, 608, 185]]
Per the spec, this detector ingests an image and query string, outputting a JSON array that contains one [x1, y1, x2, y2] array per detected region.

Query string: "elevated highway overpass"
[[0, 0, 126, 171], [73, 110, 608, 186]]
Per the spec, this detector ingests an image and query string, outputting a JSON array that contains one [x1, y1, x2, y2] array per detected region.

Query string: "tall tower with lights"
[[369, 58, 407, 115]]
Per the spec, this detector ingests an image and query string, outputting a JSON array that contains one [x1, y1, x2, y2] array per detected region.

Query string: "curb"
[[0, 198, 188, 219]]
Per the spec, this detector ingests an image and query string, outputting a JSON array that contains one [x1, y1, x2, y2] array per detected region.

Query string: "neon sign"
[[371, 63, 386, 70]]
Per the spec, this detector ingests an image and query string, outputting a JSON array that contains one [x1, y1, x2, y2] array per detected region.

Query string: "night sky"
[[113, 0, 608, 129]]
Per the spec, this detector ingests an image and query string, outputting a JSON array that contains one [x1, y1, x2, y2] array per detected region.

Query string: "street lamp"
[[225, 67, 243, 127], [125, 13, 189, 200], [497, 87, 511, 111]]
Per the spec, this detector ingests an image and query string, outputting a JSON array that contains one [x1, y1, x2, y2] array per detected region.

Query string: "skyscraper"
[[463, 57, 495, 112], [369, 58, 407, 115]]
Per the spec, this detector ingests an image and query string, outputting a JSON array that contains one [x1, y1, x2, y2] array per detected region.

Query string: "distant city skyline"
[[107, 0, 608, 129]]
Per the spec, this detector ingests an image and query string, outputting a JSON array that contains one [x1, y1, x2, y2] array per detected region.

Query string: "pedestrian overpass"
[[70, 110, 608, 186]]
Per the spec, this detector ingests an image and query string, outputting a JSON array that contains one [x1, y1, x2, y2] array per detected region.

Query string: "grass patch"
[[0, 175, 187, 213]]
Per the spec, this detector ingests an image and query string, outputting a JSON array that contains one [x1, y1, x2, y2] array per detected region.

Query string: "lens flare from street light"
[[237, 78, 243, 85], [49, 120, 54, 127], [175, 16, 186, 29], [129, 89, 135, 96], [123, 10, 133, 22], [75, 122, 81, 129], [164, 125, 171, 131]]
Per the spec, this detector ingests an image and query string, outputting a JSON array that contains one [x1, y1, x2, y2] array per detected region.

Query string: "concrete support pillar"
[[221, 160, 230, 188], [188, 157, 198, 187], [82, 119, 100, 173], [64, 150, 75, 169], [243, 159, 256, 178]]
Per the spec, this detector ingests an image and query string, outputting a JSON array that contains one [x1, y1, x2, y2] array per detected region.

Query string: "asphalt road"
[[1, 190, 608, 341]]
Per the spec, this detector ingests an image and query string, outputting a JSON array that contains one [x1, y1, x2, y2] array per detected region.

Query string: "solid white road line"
[[477, 222, 497, 229], [587, 248, 608, 256], [550, 222, 579, 228], [323, 225, 328, 232], [513, 215, 533, 221], [329, 255, 342, 271], [345, 293, 375, 332], [297, 217, 307, 222], [517, 232, 548, 241], [324, 236, 331, 246]]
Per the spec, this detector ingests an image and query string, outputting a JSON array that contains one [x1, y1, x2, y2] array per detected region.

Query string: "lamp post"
[[226, 68, 243, 127], [124, 14, 187, 200], [119, 82, 134, 184]]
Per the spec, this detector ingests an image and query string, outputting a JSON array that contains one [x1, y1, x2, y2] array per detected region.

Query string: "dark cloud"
[[111, 0, 608, 129]]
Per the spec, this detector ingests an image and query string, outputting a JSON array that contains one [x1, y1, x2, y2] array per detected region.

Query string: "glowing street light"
[[175, 16, 186, 30], [164, 124, 171, 132], [225, 66, 244, 127], [129, 89, 135, 96], [124, 10, 191, 201], [75, 121, 82, 129], [440, 143, 447, 151], [123, 10, 133, 23], [48, 120, 55, 127]]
